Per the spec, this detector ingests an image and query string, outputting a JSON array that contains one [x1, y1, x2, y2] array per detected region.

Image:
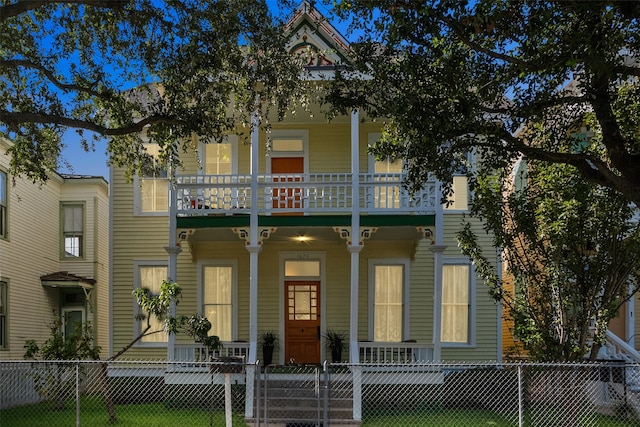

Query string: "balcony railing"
[[175, 173, 436, 216]]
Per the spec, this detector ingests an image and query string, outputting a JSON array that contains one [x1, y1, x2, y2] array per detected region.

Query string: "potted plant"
[[324, 329, 347, 363], [260, 331, 278, 366]]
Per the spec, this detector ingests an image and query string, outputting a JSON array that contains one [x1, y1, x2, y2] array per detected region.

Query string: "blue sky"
[[58, 130, 110, 179]]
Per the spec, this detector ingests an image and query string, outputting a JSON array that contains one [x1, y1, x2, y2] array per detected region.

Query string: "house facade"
[[0, 137, 110, 359], [109, 4, 501, 366]]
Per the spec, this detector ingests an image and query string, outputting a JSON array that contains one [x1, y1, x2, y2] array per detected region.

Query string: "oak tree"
[[329, 0, 640, 206], [1, 0, 303, 181]]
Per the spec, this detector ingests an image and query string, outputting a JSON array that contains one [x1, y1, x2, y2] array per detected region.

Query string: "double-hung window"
[[135, 262, 168, 344], [0, 170, 6, 239], [444, 151, 474, 211], [136, 144, 168, 214], [199, 137, 238, 209], [200, 262, 236, 342], [0, 280, 7, 349], [370, 260, 409, 342], [62, 204, 84, 258], [369, 133, 404, 210], [441, 263, 474, 344]]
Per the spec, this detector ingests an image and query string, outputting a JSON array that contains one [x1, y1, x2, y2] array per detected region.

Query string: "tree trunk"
[[101, 362, 117, 424]]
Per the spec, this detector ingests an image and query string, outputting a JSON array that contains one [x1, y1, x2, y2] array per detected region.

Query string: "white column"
[[349, 109, 361, 363], [165, 165, 181, 361], [348, 244, 363, 363], [244, 107, 261, 422], [248, 109, 260, 363], [430, 181, 446, 361]]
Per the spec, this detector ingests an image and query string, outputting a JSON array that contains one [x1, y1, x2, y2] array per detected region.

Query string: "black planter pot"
[[263, 346, 274, 366], [331, 348, 342, 363]]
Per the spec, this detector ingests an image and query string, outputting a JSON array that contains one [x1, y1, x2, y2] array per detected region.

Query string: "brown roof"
[[40, 271, 96, 285]]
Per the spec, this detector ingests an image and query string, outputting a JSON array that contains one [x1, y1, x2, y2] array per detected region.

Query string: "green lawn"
[[1, 398, 635, 426], [0, 396, 245, 426]]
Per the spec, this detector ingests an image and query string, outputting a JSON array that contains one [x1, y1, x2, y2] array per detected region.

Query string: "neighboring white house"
[[0, 137, 109, 359]]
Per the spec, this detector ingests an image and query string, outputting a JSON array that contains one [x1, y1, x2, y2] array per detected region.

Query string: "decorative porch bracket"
[[177, 228, 196, 260], [333, 226, 378, 246], [232, 227, 277, 245], [412, 226, 435, 260], [417, 226, 435, 245]]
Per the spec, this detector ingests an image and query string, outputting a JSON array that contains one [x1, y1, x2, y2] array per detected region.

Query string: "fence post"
[[263, 365, 269, 424], [323, 361, 329, 426], [75, 363, 80, 427], [518, 364, 523, 427], [352, 364, 362, 421], [255, 361, 261, 427]]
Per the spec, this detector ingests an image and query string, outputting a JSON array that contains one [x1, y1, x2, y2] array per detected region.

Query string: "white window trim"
[[198, 135, 239, 175], [0, 169, 7, 240], [443, 150, 476, 213], [441, 258, 476, 348], [61, 202, 85, 260], [133, 175, 169, 217], [367, 258, 410, 342], [266, 130, 309, 175], [133, 141, 169, 216], [197, 259, 238, 342], [133, 260, 168, 348]]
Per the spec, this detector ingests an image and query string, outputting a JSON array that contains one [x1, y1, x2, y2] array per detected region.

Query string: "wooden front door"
[[284, 281, 320, 364], [271, 157, 304, 213]]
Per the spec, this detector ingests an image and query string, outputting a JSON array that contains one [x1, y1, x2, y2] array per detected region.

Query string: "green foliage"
[[259, 330, 278, 348], [1, 0, 308, 182], [132, 279, 182, 336], [23, 314, 100, 361], [329, 0, 640, 206], [324, 329, 347, 351], [458, 160, 640, 361], [23, 313, 100, 409], [179, 314, 222, 352]]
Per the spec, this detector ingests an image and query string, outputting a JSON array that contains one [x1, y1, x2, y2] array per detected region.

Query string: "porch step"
[[255, 379, 357, 425]]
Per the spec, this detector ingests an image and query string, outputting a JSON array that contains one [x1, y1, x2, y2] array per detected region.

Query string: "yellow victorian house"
[[109, 4, 501, 422]]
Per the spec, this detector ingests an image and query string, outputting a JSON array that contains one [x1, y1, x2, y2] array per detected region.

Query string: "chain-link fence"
[[1, 360, 639, 426]]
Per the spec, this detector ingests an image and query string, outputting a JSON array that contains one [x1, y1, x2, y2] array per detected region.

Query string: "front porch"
[[173, 341, 437, 367]]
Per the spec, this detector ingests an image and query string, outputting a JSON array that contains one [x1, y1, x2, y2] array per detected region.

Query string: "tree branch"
[[0, 0, 127, 22], [0, 109, 179, 136], [0, 58, 113, 99], [436, 13, 534, 71]]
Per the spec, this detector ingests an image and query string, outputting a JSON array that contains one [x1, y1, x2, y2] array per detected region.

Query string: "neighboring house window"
[[370, 260, 409, 342], [0, 170, 6, 239], [137, 143, 168, 214], [0, 280, 7, 349], [441, 264, 473, 344], [201, 263, 235, 342], [62, 204, 83, 258], [135, 263, 168, 344]]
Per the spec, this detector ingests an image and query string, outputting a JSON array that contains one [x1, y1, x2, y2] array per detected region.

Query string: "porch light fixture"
[[292, 235, 313, 243]]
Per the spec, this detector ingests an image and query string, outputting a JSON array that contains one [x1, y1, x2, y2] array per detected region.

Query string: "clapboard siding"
[[1, 138, 109, 359]]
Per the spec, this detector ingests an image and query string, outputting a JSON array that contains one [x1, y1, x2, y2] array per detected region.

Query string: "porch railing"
[[174, 342, 250, 367], [358, 341, 435, 363], [175, 173, 436, 216]]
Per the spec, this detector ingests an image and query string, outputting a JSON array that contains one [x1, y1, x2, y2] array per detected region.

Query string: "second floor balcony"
[[175, 173, 437, 217]]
